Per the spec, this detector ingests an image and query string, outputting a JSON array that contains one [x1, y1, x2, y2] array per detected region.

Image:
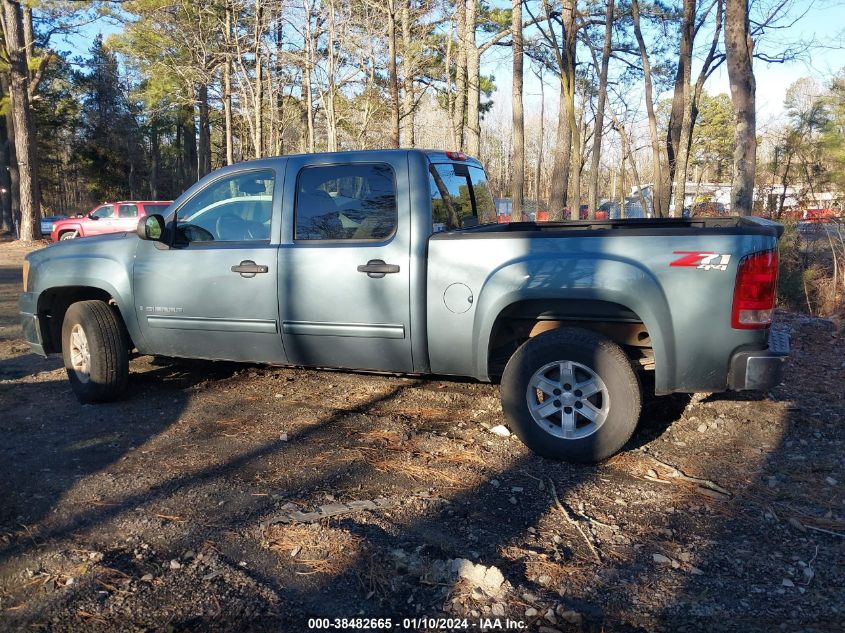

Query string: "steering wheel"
[[178, 223, 214, 242], [216, 214, 249, 241]]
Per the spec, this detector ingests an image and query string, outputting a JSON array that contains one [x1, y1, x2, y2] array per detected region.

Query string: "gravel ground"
[[0, 238, 843, 632]]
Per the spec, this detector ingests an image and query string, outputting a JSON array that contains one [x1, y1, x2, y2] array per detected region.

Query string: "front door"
[[132, 167, 286, 363], [278, 156, 413, 372], [86, 204, 117, 236]]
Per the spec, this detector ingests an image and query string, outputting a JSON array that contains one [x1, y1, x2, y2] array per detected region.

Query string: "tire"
[[61, 300, 129, 403], [500, 327, 641, 463], [59, 231, 77, 240]]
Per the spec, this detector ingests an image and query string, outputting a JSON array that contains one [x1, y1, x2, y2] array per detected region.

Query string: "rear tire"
[[61, 300, 129, 403], [500, 327, 641, 463]]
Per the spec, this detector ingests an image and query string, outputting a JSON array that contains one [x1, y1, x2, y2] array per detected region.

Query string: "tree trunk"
[[401, 0, 415, 147], [725, 0, 756, 215], [222, 2, 235, 164], [562, 0, 579, 220], [445, 16, 456, 148], [534, 68, 544, 206], [464, 0, 480, 157], [587, 0, 614, 219], [223, 58, 234, 164], [510, 0, 524, 221], [198, 83, 211, 177], [253, 0, 264, 159], [150, 121, 159, 199], [324, 0, 339, 152], [663, 0, 694, 217], [1, 0, 40, 240], [631, 0, 666, 217], [302, 0, 316, 153], [452, 0, 467, 150], [387, 0, 401, 147], [0, 81, 12, 232], [182, 105, 198, 190], [548, 91, 572, 220]]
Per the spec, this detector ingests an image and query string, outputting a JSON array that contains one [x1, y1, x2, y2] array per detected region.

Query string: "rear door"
[[278, 155, 413, 372], [113, 203, 140, 233]]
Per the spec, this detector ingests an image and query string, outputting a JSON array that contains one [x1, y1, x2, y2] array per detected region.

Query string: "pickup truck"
[[50, 201, 172, 241], [19, 149, 788, 463]]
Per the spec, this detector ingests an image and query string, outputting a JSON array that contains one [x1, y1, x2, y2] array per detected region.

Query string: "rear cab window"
[[429, 162, 496, 232]]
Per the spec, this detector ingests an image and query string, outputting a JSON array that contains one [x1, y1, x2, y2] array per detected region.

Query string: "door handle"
[[357, 259, 400, 278], [231, 260, 269, 278]]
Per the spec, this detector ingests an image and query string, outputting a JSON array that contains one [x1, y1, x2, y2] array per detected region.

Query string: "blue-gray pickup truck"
[[19, 149, 788, 462]]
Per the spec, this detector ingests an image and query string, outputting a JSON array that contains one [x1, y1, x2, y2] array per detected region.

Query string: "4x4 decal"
[[671, 251, 732, 271]]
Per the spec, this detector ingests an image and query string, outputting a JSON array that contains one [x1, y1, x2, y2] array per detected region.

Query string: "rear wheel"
[[61, 300, 129, 403], [59, 230, 77, 240], [500, 327, 641, 463]]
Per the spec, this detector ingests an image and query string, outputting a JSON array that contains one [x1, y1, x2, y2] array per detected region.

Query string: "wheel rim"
[[60, 231, 76, 240], [69, 324, 91, 383], [525, 360, 610, 440]]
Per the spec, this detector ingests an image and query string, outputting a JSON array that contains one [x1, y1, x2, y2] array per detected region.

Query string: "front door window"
[[175, 170, 275, 243]]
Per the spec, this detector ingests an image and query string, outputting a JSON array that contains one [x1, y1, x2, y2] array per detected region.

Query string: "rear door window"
[[295, 163, 397, 241], [117, 204, 139, 218]]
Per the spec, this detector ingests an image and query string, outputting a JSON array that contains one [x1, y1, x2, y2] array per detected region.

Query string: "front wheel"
[[61, 300, 129, 403], [500, 327, 641, 463], [59, 230, 78, 240]]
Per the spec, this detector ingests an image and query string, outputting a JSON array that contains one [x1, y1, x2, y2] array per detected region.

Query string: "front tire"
[[501, 327, 641, 463], [59, 230, 78, 240], [61, 300, 129, 403]]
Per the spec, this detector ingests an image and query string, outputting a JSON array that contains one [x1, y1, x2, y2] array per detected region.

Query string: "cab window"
[[295, 163, 397, 241], [429, 163, 496, 232], [175, 170, 274, 243], [117, 204, 139, 218]]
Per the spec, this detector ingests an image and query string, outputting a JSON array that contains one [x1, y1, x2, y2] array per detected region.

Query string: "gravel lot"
[[0, 238, 843, 632]]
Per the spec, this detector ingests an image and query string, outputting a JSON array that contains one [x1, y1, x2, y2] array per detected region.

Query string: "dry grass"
[[266, 523, 363, 575], [356, 428, 404, 448], [365, 455, 467, 487]]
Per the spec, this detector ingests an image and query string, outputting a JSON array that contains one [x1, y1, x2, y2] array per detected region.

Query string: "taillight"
[[445, 151, 467, 161], [732, 250, 778, 329]]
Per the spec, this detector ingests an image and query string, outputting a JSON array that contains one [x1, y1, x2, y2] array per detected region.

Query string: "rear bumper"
[[727, 330, 789, 391], [18, 292, 46, 357]]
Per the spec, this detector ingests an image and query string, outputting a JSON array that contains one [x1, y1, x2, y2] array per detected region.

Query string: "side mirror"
[[137, 214, 165, 241], [89, 215, 100, 221]]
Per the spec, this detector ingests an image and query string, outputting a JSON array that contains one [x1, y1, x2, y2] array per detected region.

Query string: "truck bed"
[[425, 214, 783, 394]]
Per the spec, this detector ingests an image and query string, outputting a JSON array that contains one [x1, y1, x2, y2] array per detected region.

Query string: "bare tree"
[[0, 0, 40, 240], [586, 0, 614, 220], [725, 0, 756, 215], [510, 0, 524, 221]]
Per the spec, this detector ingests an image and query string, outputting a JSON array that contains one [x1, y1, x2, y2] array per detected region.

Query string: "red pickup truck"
[[50, 201, 172, 242]]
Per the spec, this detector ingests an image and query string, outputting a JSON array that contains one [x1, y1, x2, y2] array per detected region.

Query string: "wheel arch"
[[473, 261, 677, 394], [36, 285, 134, 354]]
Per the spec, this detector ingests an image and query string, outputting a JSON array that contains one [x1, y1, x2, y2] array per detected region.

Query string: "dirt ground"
[[0, 238, 842, 632]]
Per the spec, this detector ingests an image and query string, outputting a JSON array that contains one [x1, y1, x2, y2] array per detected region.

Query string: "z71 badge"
[[670, 251, 732, 271]]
